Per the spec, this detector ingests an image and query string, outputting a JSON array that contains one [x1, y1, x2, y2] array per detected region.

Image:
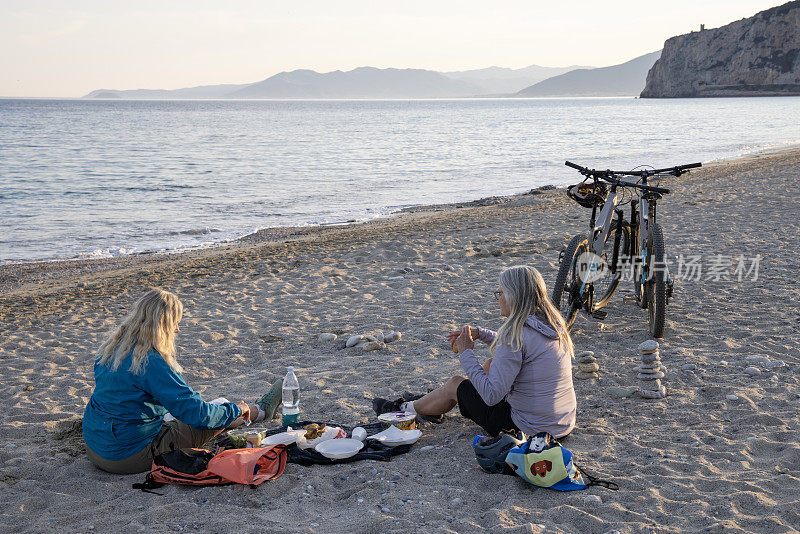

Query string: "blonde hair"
[[98, 288, 184, 375], [490, 265, 574, 358]]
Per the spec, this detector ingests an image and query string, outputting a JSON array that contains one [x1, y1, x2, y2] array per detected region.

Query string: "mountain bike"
[[552, 160, 701, 338]]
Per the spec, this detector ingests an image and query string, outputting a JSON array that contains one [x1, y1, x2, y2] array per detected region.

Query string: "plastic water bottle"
[[281, 366, 300, 425]]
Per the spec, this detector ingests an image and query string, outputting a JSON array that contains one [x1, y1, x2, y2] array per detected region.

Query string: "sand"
[[1, 147, 799, 533]]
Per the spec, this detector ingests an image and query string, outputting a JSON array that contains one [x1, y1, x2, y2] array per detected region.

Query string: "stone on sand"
[[384, 332, 402, 343], [346, 335, 364, 348], [607, 386, 639, 398], [318, 333, 337, 342], [639, 386, 666, 399], [578, 362, 600, 373], [744, 366, 762, 377]]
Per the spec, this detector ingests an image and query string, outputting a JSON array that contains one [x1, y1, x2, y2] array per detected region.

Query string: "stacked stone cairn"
[[637, 340, 666, 399], [575, 350, 599, 380]]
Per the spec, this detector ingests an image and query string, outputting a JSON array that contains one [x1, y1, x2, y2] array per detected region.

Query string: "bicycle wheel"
[[551, 235, 587, 329], [646, 223, 668, 338], [593, 220, 631, 310]]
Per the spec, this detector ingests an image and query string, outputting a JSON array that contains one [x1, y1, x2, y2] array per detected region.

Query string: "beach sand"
[[1, 147, 799, 533]]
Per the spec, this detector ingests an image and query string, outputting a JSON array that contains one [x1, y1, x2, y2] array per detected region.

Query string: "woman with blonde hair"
[[374, 265, 576, 438], [83, 288, 283, 474]]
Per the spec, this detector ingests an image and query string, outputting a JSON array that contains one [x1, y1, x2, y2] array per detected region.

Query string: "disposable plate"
[[367, 425, 422, 446], [314, 438, 364, 459]]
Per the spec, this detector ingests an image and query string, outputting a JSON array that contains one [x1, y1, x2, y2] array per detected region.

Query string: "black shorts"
[[457, 380, 519, 437]]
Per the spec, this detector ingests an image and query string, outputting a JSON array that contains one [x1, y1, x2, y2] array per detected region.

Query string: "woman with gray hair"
[[374, 265, 576, 438]]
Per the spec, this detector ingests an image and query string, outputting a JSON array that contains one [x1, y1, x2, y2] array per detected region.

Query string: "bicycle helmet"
[[472, 433, 525, 474], [567, 181, 608, 208]]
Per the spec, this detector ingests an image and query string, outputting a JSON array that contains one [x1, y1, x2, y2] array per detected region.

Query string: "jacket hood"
[[525, 314, 559, 339]]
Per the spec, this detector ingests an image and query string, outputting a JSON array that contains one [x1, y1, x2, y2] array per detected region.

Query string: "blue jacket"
[[82, 349, 241, 460]]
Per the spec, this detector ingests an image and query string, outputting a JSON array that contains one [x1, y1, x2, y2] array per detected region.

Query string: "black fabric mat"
[[265, 421, 413, 466]]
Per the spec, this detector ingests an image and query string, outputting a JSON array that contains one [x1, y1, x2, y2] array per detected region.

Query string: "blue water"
[[2, 97, 799, 263]]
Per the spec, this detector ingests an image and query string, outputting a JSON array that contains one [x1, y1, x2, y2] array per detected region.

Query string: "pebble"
[[744, 366, 762, 377], [682, 363, 697, 371], [640, 379, 662, 390], [384, 332, 402, 344], [362, 341, 385, 351], [638, 371, 665, 380], [745, 355, 770, 365], [364, 334, 378, 342], [578, 355, 597, 363], [575, 371, 599, 380], [452, 498, 462, 505], [317, 333, 337, 342], [639, 387, 666, 399], [381, 507, 390, 513], [346, 335, 364, 348], [606, 386, 639, 399], [419, 445, 435, 452], [576, 350, 595, 358], [641, 353, 661, 363], [384, 275, 405, 280], [376, 331, 385, 343], [640, 361, 662, 369], [765, 360, 785, 368], [638, 340, 659, 353], [584, 495, 602, 505], [578, 362, 600, 373], [726, 394, 739, 401]]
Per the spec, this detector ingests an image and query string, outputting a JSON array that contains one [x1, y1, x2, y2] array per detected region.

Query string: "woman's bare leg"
[[413, 376, 465, 415], [482, 358, 493, 375]]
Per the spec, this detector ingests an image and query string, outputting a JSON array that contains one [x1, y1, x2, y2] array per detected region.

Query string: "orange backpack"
[[133, 445, 287, 493]]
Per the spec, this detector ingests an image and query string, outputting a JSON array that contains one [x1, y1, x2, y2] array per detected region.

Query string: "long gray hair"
[[490, 265, 574, 357]]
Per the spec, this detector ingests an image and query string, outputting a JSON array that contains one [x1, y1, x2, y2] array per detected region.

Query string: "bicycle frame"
[[577, 183, 624, 307]]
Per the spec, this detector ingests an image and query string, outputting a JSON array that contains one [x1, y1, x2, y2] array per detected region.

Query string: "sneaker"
[[398, 392, 444, 424], [372, 397, 403, 416], [256, 379, 283, 421]]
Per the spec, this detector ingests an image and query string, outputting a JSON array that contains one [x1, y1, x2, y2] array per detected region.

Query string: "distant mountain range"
[[84, 53, 660, 100], [515, 51, 662, 97], [442, 64, 591, 95]]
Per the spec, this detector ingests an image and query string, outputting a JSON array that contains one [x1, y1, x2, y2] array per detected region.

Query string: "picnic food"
[[303, 423, 327, 440], [451, 327, 479, 353]]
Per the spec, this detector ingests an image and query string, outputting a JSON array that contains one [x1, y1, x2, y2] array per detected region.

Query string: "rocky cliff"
[[641, 1, 800, 97]]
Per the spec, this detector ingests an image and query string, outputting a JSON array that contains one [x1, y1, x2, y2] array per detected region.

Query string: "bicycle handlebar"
[[564, 160, 703, 194]]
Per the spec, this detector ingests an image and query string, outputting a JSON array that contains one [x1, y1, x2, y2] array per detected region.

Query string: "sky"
[[0, 0, 785, 97]]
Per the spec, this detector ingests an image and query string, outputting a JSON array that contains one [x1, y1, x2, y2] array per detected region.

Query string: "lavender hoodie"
[[459, 315, 576, 438]]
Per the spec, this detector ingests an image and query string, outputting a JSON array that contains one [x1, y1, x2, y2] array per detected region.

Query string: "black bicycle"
[[552, 160, 701, 338]]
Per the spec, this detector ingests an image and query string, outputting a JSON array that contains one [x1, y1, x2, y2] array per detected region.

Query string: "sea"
[[2, 97, 799, 264]]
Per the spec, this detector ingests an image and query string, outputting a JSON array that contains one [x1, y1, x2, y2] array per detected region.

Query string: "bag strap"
[[132, 473, 165, 495], [575, 463, 619, 490]]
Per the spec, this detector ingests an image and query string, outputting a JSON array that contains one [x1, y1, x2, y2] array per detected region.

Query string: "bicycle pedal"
[[591, 310, 608, 320]]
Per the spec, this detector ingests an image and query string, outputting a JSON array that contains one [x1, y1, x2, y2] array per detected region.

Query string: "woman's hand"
[[447, 326, 477, 344], [230, 401, 251, 427], [455, 325, 475, 353]]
